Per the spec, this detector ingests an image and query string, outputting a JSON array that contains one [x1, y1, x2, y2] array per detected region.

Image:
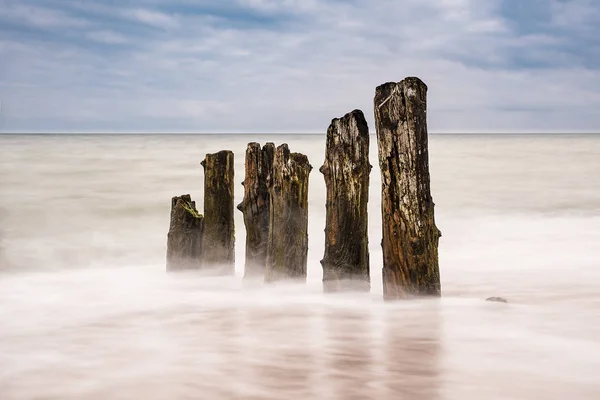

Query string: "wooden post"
[[374, 77, 441, 300], [320, 110, 371, 292], [201, 150, 235, 274], [237, 142, 275, 279], [265, 144, 312, 282], [166, 194, 203, 271]]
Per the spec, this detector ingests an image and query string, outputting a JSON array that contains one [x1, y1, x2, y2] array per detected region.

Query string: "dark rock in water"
[[201, 150, 235, 274], [238, 142, 275, 280], [166, 194, 203, 271], [374, 77, 441, 300], [486, 297, 508, 303], [320, 109, 371, 293], [265, 144, 312, 283]]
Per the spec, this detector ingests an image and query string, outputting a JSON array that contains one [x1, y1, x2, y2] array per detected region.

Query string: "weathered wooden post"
[[237, 142, 275, 279], [201, 150, 235, 274], [320, 110, 371, 292], [265, 144, 312, 282], [374, 77, 441, 300], [166, 194, 204, 271]]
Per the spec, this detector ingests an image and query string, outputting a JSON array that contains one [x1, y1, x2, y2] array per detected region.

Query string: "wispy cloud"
[[0, 3, 88, 29], [124, 8, 179, 29], [86, 30, 130, 44], [0, 0, 599, 133]]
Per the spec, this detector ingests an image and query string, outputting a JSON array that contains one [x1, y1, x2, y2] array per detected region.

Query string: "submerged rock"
[[486, 296, 508, 303]]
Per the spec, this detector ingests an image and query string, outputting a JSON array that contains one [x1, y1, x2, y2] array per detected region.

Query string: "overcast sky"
[[1, 0, 599, 133]]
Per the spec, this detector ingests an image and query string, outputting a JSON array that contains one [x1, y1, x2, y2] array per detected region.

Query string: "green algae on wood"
[[237, 142, 275, 279], [374, 77, 441, 300], [166, 194, 204, 271], [265, 144, 312, 282], [201, 150, 235, 274], [320, 109, 371, 292]]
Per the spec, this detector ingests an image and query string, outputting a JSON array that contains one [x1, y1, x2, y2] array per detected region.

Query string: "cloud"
[[124, 8, 179, 29], [0, 3, 88, 29], [0, 0, 599, 133], [86, 30, 130, 44]]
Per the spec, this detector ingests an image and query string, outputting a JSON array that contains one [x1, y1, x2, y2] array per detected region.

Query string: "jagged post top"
[[273, 143, 312, 170], [328, 109, 368, 130], [375, 76, 428, 94], [200, 149, 234, 168], [245, 142, 275, 152], [320, 109, 370, 176], [374, 77, 428, 109], [171, 194, 192, 209], [171, 194, 202, 217]]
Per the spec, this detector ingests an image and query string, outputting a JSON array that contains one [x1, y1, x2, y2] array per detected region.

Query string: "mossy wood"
[[237, 142, 275, 279], [374, 77, 441, 300], [201, 150, 235, 274], [166, 194, 204, 271], [265, 144, 312, 282], [320, 110, 371, 292]]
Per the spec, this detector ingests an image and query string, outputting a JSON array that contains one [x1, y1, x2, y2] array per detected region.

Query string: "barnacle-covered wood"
[[320, 110, 371, 292], [166, 194, 204, 271], [201, 150, 235, 274], [237, 142, 275, 279], [265, 144, 312, 282], [374, 77, 441, 300]]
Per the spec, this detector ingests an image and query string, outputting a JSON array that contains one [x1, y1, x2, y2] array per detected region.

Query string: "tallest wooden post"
[[374, 77, 441, 300]]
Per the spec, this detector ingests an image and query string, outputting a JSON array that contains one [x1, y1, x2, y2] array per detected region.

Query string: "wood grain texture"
[[238, 142, 275, 279], [320, 109, 371, 292], [166, 194, 203, 271], [265, 144, 312, 282], [201, 150, 235, 274], [374, 77, 441, 300]]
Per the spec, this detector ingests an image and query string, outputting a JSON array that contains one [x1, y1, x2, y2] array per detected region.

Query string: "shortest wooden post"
[[265, 144, 312, 282], [166, 194, 204, 271]]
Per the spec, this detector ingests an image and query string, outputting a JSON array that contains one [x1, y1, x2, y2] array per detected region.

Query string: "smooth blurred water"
[[0, 134, 599, 399]]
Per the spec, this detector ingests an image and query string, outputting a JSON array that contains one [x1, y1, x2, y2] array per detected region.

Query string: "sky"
[[0, 0, 599, 133]]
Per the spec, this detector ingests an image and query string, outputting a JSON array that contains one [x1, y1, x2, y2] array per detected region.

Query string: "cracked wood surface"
[[238, 142, 275, 279], [201, 150, 235, 274], [166, 194, 203, 271], [320, 109, 371, 292], [374, 77, 441, 300], [265, 144, 312, 282]]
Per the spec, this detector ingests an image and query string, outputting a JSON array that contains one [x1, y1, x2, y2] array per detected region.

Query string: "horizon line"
[[1, 131, 599, 135]]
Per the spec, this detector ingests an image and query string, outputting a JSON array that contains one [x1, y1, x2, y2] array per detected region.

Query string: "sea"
[[0, 134, 599, 399]]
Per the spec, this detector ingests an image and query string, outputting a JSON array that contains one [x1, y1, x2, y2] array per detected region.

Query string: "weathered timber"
[[320, 110, 371, 292], [374, 77, 441, 300], [237, 142, 275, 279], [265, 144, 312, 282], [166, 194, 204, 271], [201, 150, 235, 273]]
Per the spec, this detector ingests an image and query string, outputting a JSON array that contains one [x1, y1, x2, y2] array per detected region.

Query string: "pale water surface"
[[0, 134, 599, 399]]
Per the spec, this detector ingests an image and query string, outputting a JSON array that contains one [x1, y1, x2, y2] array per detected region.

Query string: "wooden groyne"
[[237, 142, 275, 279], [201, 150, 235, 274], [265, 144, 312, 283], [320, 110, 371, 292], [374, 77, 441, 300]]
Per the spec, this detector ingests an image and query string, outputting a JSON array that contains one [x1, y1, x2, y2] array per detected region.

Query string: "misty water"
[[1, 134, 599, 399]]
